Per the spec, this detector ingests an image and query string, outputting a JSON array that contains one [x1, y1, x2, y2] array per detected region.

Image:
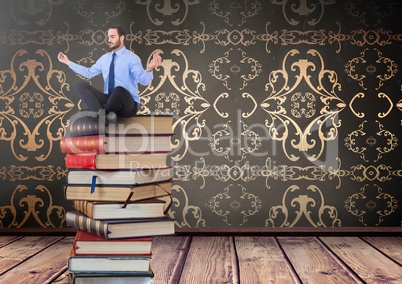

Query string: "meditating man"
[[58, 25, 162, 122]]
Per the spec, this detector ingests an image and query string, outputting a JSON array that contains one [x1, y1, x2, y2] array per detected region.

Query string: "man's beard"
[[109, 39, 121, 50]]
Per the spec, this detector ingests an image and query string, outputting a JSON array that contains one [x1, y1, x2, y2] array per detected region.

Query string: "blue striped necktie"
[[108, 52, 116, 95]]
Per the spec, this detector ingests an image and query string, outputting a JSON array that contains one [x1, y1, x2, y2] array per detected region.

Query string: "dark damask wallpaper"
[[0, 0, 401, 231]]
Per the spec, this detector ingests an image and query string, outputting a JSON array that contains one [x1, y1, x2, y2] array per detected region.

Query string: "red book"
[[72, 230, 152, 256], [60, 134, 172, 154], [65, 152, 170, 170]]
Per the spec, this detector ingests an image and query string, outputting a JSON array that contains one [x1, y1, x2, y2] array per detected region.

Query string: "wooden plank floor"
[[0, 235, 400, 283]]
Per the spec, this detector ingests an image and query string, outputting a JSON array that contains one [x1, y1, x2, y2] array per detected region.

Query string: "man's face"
[[107, 28, 123, 50]]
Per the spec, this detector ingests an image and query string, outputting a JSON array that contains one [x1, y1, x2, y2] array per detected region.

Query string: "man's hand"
[[146, 52, 162, 72], [58, 52, 71, 66]]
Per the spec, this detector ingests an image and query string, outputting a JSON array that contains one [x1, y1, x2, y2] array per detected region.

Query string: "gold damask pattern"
[[207, 184, 262, 226], [344, 120, 398, 162], [271, 0, 336, 26], [175, 157, 402, 190], [4, 23, 402, 54], [11, 0, 65, 26], [139, 49, 210, 161], [209, 48, 262, 90], [344, 48, 398, 91], [0, 0, 400, 230], [0, 185, 65, 228], [74, 0, 126, 26], [134, 0, 201, 26], [344, 184, 397, 226], [345, 0, 399, 27], [0, 49, 73, 162], [265, 184, 341, 227], [4, 165, 65, 181], [261, 49, 345, 162]]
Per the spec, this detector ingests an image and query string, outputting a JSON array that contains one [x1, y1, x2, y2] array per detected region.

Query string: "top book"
[[67, 115, 174, 137]]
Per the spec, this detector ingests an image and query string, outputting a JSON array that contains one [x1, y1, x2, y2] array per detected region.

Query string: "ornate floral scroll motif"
[[73, 0, 126, 26], [7, 29, 57, 46], [349, 92, 365, 118], [348, 164, 398, 182], [141, 28, 193, 47], [134, 0, 201, 26], [154, 92, 180, 116], [191, 158, 261, 189], [270, 0, 336, 26], [262, 157, 344, 189], [349, 92, 394, 119], [7, 165, 65, 181], [349, 29, 399, 47], [213, 93, 230, 118], [207, 184, 262, 226], [0, 49, 74, 161], [213, 92, 257, 119], [344, 120, 398, 163], [139, 49, 210, 161], [345, 184, 398, 226], [377, 92, 393, 118], [57, 23, 110, 53], [260, 49, 346, 162], [241, 93, 258, 118], [209, 48, 262, 90], [11, 0, 65, 26], [397, 96, 402, 124], [169, 184, 206, 228], [344, 48, 398, 91], [209, 0, 262, 27], [0, 185, 66, 228], [345, 0, 398, 27], [265, 185, 341, 227], [209, 120, 262, 162], [260, 21, 401, 54], [173, 164, 192, 182]]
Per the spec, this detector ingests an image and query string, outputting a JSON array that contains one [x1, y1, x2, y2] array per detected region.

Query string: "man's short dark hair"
[[109, 25, 126, 40]]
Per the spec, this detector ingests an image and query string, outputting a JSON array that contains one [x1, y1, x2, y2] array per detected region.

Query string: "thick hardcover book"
[[72, 230, 152, 256], [74, 199, 167, 220], [64, 180, 172, 202], [66, 211, 175, 239], [68, 271, 153, 284], [60, 134, 172, 154], [65, 152, 170, 170], [68, 254, 151, 273], [66, 168, 172, 185], [68, 115, 173, 137], [68, 116, 106, 137]]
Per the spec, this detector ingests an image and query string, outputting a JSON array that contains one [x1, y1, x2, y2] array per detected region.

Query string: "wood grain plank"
[[51, 272, 69, 284], [363, 237, 402, 265], [151, 236, 191, 284], [320, 237, 402, 284], [179, 236, 238, 284], [0, 236, 73, 284], [0, 236, 22, 248], [278, 237, 363, 284], [0, 236, 64, 275], [235, 236, 300, 284]]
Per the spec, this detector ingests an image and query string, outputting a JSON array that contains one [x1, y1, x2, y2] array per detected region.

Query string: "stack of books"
[[61, 114, 175, 284]]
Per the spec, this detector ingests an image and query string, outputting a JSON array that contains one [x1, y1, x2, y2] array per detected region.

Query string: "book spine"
[[60, 136, 105, 154], [74, 200, 94, 219], [65, 154, 97, 169], [69, 117, 105, 137], [66, 211, 109, 239]]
